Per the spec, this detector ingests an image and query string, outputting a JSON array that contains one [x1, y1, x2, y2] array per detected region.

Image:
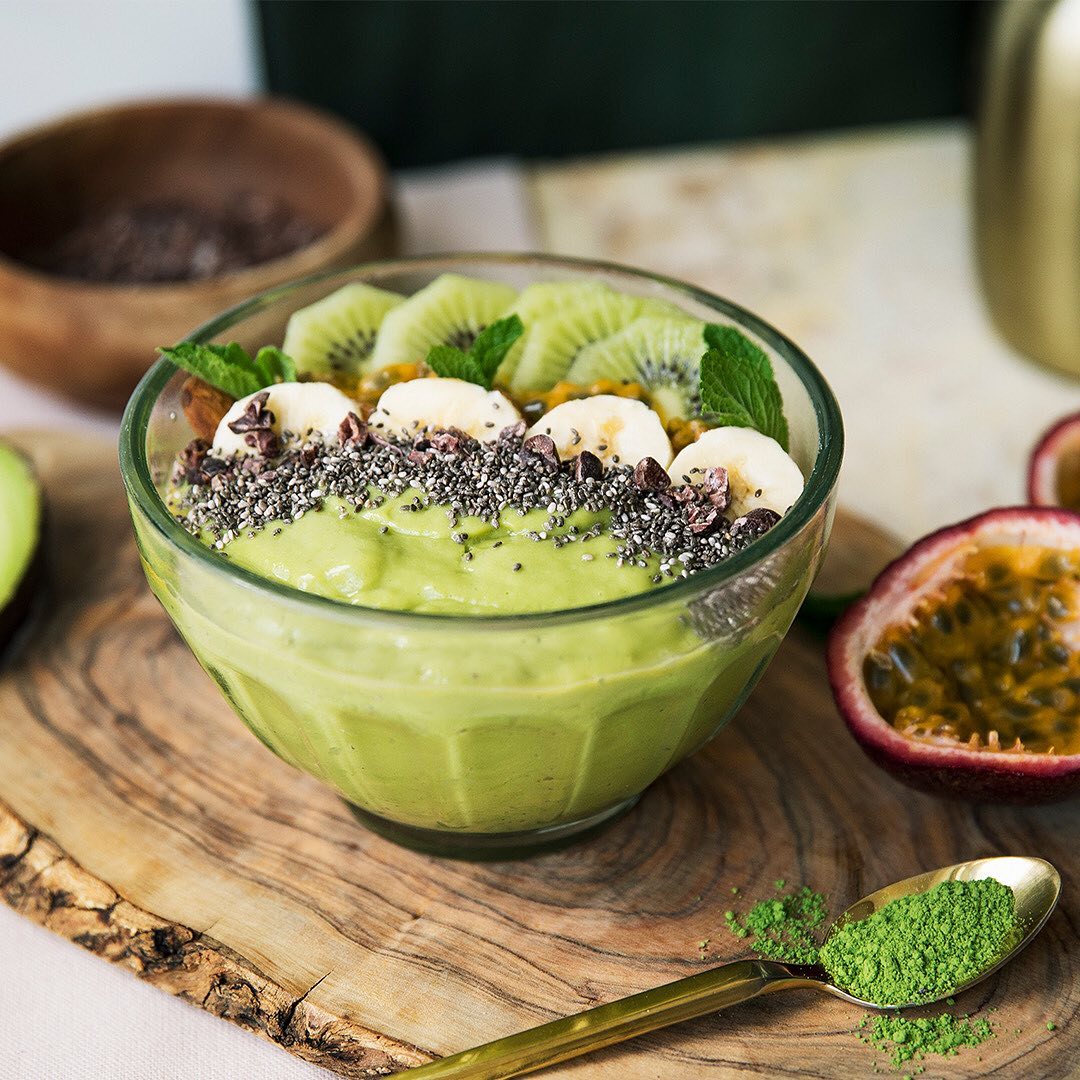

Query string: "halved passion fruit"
[[1029, 410, 1080, 509], [827, 508, 1080, 802]]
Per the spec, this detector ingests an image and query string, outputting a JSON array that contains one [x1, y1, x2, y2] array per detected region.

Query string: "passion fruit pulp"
[[827, 508, 1080, 802], [1029, 410, 1080, 509]]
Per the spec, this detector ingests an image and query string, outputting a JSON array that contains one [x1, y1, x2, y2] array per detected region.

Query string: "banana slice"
[[668, 426, 803, 517], [370, 378, 521, 441], [213, 382, 359, 455], [526, 395, 672, 468]]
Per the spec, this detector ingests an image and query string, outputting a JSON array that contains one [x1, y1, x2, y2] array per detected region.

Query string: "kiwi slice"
[[0, 441, 42, 655], [282, 283, 405, 377], [565, 316, 707, 421], [510, 292, 681, 394], [369, 274, 517, 370], [495, 281, 609, 386]]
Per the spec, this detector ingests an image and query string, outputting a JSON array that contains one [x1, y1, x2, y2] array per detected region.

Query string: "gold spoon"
[[408, 856, 1059, 1079]]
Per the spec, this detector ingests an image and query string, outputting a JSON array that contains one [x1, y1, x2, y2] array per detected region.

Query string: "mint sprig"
[[158, 341, 297, 399], [703, 323, 774, 379], [699, 324, 789, 450], [252, 346, 297, 386], [425, 315, 524, 389], [424, 346, 488, 386]]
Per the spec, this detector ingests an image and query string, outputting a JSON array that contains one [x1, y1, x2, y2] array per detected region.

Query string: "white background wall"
[[0, 0, 258, 140]]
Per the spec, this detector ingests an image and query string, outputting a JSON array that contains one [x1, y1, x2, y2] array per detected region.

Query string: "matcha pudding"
[[121, 256, 843, 856]]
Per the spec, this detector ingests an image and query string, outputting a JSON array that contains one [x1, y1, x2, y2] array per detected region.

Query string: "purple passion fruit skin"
[[1029, 411, 1080, 510], [827, 507, 1080, 803]]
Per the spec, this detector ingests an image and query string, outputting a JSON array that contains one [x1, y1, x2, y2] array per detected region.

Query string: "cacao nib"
[[702, 467, 730, 512], [633, 456, 670, 491], [339, 412, 369, 448], [227, 391, 274, 434], [244, 428, 281, 457], [729, 507, 781, 542], [176, 438, 210, 484], [199, 456, 229, 479], [498, 420, 527, 446], [687, 504, 721, 535], [662, 484, 699, 508], [573, 450, 604, 482], [430, 427, 477, 455], [521, 433, 560, 471]]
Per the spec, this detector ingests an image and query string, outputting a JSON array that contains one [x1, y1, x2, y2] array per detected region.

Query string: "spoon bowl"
[[819, 855, 1061, 1008], [409, 855, 1061, 1078]]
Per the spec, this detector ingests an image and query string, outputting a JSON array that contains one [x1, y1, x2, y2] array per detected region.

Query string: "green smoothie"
[[222, 493, 658, 614], [137, 270, 828, 849], [141, 499, 807, 835]]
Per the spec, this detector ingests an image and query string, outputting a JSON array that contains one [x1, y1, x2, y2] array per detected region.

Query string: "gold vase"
[[976, 0, 1080, 377]]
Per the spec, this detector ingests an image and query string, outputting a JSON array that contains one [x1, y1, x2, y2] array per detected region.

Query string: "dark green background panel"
[[256, 0, 982, 168]]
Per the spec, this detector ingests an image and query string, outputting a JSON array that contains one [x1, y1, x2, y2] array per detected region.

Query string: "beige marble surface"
[[530, 122, 1080, 542]]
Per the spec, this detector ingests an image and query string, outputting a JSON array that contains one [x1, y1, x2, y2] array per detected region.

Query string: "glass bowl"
[[119, 254, 844, 858]]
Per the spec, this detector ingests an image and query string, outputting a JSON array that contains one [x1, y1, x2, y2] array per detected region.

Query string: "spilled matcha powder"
[[820, 878, 1017, 1006], [858, 1012, 995, 1073], [723, 883, 828, 965], [722, 875, 1019, 1073]]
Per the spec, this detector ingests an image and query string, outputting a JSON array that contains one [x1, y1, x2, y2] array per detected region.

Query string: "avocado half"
[[0, 440, 42, 653]]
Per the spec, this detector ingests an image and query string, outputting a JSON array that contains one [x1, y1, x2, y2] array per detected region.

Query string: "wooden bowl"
[[0, 97, 396, 410]]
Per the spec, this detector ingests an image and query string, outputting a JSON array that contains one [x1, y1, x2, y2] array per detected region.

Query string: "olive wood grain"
[[0, 432, 1076, 1078]]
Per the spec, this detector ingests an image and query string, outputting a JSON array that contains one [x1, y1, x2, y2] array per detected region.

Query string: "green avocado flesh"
[[219, 492, 660, 614], [0, 442, 41, 616]]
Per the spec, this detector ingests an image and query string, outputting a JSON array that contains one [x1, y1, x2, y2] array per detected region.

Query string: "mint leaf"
[[425, 345, 488, 386], [470, 315, 524, 385], [253, 346, 297, 386], [704, 324, 773, 379], [700, 347, 790, 450], [159, 341, 297, 399], [159, 342, 262, 399], [423, 315, 524, 389]]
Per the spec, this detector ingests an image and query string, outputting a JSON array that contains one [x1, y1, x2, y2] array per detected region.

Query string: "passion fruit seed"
[[864, 545, 1080, 756]]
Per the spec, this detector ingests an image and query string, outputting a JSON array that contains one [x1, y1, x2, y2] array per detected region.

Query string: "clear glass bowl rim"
[[119, 251, 844, 630]]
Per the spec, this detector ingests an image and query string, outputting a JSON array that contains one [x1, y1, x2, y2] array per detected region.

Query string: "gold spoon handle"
[[408, 960, 818, 1079]]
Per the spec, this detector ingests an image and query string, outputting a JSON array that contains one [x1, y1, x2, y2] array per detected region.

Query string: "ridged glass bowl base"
[[346, 795, 641, 860]]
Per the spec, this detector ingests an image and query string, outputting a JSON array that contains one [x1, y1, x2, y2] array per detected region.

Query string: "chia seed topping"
[[170, 424, 779, 578]]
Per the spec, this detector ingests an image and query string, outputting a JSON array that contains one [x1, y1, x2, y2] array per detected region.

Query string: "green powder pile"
[[723, 884, 828, 964], [858, 1012, 995, 1074], [820, 878, 1017, 1006], [720, 876, 1021, 1074]]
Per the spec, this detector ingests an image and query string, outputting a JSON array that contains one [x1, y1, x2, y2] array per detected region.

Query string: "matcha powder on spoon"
[[820, 878, 1018, 1006]]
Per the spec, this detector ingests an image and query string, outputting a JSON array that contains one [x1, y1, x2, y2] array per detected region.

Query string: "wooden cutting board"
[[1, 432, 1077, 1079]]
